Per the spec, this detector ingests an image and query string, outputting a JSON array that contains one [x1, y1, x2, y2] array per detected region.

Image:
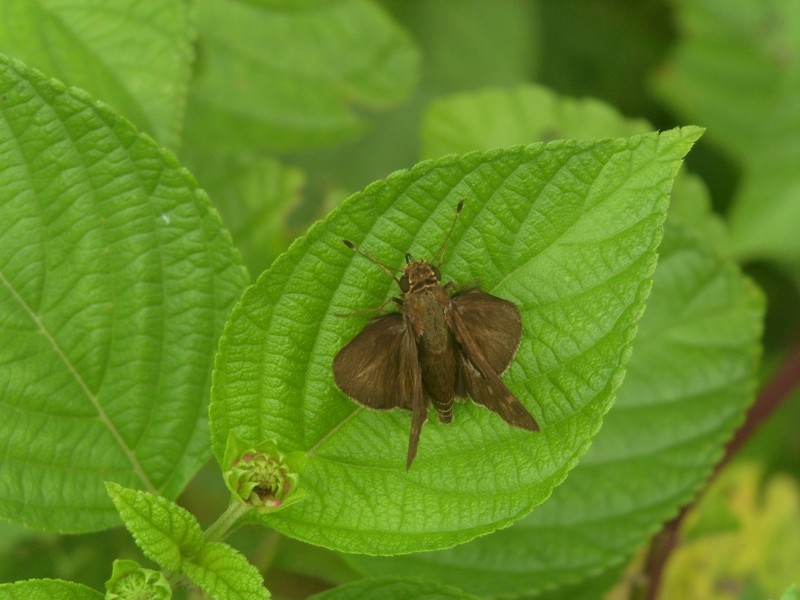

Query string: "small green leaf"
[[308, 577, 481, 600], [181, 542, 270, 600], [0, 579, 103, 600], [350, 223, 764, 594], [0, 0, 194, 149], [211, 127, 702, 554], [106, 483, 204, 572], [653, 0, 800, 261], [185, 0, 419, 152], [0, 56, 248, 532], [106, 483, 269, 599]]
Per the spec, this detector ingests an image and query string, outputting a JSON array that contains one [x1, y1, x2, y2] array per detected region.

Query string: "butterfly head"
[[399, 255, 441, 293]]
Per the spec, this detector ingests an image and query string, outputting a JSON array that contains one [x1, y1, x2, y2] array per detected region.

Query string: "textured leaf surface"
[[351, 224, 763, 595], [107, 483, 269, 599], [0, 0, 194, 149], [308, 577, 480, 600], [181, 542, 270, 600], [0, 580, 102, 600], [211, 127, 700, 554], [653, 0, 800, 260], [185, 0, 419, 152], [0, 56, 248, 532], [107, 483, 203, 571]]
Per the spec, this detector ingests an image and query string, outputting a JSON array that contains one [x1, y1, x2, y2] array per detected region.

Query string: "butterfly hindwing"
[[450, 290, 539, 431]]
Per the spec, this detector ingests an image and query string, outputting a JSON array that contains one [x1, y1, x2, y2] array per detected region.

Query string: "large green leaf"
[[345, 88, 760, 596], [350, 223, 763, 595], [653, 0, 800, 261], [0, 0, 194, 149], [0, 56, 248, 532], [210, 127, 701, 554], [184, 0, 419, 152]]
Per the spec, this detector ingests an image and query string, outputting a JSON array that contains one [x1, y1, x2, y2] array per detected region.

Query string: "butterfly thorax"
[[401, 260, 452, 351]]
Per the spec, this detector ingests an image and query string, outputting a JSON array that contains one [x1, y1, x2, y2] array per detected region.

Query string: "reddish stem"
[[636, 341, 800, 600]]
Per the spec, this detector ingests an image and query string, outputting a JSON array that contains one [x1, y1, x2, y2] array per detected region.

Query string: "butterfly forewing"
[[333, 313, 429, 467], [333, 314, 416, 410]]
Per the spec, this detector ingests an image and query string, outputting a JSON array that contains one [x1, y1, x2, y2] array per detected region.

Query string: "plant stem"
[[205, 501, 250, 543], [633, 341, 800, 600]]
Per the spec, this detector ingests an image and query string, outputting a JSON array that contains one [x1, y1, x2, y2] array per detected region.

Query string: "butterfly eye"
[[405, 253, 414, 264], [432, 266, 441, 280], [399, 274, 410, 292]]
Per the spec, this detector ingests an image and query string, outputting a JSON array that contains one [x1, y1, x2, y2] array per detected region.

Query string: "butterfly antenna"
[[435, 199, 464, 266], [341, 239, 402, 286]]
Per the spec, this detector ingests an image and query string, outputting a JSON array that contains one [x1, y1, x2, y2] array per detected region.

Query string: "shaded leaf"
[[422, 85, 651, 158], [653, 0, 800, 260], [185, 0, 419, 152], [0, 0, 194, 149]]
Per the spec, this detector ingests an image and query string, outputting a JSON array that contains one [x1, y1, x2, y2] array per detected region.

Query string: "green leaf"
[[422, 85, 651, 159], [107, 482, 204, 571], [184, 152, 306, 276], [181, 543, 270, 600], [349, 223, 764, 595], [396, 0, 539, 94], [422, 85, 728, 254], [210, 127, 702, 554], [0, 56, 248, 532], [308, 577, 480, 600], [287, 1, 539, 198], [0, 580, 102, 600], [0, 0, 194, 149], [652, 0, 800, 261], [106, 483, 269, 600], [184, 0, 419, 152]]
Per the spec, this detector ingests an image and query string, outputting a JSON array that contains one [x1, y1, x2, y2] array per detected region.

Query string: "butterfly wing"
[[333, 313, 429, 468], [451, 288, 522, 373], [450, 290, 539, 431], [334, 313, 414, 410]]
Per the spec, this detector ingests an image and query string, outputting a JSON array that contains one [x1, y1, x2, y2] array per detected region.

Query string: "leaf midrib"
[[0, 267, 157, 493]]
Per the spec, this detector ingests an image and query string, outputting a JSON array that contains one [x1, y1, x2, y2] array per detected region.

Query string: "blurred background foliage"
[[0, 0, 798, 598]]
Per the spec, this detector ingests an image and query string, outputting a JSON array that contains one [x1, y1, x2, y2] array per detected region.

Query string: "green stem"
[[204, 501, 250, 543]]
